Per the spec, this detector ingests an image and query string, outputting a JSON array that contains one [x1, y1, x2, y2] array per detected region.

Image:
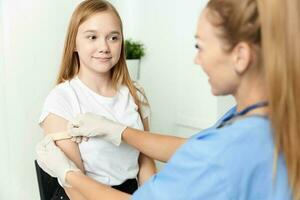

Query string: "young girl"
[[38, 0, 156, 199]]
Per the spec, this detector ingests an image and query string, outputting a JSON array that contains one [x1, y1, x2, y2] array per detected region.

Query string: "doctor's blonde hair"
[[56, 0, 147, 117], [206, 0, 300, 199]]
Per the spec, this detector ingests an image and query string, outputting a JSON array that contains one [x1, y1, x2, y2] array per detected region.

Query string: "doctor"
[[36, 0, 300, 199]]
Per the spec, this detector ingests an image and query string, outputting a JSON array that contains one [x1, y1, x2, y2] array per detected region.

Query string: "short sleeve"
[[38, 87, 74, 125], [134, 82, 151, 119]]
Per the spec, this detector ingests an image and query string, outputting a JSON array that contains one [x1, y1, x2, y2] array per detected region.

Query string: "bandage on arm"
[[49, 131, 72, 141], [42, 113, 87, 200]]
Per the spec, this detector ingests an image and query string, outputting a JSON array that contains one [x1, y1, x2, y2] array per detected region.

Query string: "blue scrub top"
[[132, 107, 292, 200]]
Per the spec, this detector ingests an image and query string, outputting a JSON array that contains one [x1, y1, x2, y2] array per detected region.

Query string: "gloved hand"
[[36, 135, 81, 187], [67, 113, 127, 146]]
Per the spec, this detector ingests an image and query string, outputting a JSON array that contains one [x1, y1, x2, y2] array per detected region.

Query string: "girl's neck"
[[77, 69, 115, 97]]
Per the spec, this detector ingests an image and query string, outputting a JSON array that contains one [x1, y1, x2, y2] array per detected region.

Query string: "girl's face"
[[75, 10, 122, 75], [194, 9, 240, 96]]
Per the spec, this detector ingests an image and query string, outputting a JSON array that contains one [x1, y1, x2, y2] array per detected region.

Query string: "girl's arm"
[[42, 114, 87, 200], [137, 118, 156, 185]]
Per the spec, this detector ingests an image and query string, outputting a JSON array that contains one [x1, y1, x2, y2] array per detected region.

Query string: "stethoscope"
[[217, 101, 269, 129]]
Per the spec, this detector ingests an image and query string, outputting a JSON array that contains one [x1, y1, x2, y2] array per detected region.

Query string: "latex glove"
[[68, 113, 127, 146], [36, 135, 80, 187], [70, 136, 89, 144]]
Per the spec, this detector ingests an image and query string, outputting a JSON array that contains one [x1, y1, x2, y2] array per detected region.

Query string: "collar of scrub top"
[[217, 101, 269, 129]]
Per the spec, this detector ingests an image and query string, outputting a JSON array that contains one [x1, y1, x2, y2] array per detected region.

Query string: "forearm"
[[66, 171, 131, 200], [56, 140, 86, 200], [138, 154, 156, 185], [64, 187, 88, 200], [122, 128, 187, 162]]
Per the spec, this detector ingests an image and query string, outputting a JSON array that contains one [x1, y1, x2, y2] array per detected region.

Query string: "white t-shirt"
[[39, 77, 150, 185]]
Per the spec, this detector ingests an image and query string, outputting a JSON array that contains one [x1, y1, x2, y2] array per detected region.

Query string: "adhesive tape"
[[49, 131, 72, 141]]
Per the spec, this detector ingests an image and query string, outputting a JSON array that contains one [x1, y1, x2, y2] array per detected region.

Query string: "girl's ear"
[[232, 42, 252, 75]]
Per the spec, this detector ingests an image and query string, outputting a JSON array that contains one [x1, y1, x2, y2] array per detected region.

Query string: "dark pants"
[[51, 179, 138, 199], [112, 178, 138, 195], [51, 187, 69, 200]]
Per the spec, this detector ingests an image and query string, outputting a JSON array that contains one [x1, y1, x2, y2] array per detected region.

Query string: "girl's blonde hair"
[[207, 0, 300, 199], [57, 0, 147, 117]]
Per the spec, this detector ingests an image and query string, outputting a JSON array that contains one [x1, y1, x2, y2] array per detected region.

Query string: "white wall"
[[0, 0, 235, 199], [0, 0, 81, 199], [0, 1, 10, 199]]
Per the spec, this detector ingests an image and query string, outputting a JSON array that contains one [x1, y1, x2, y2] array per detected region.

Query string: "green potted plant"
[[125, 39, 145, 80]]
